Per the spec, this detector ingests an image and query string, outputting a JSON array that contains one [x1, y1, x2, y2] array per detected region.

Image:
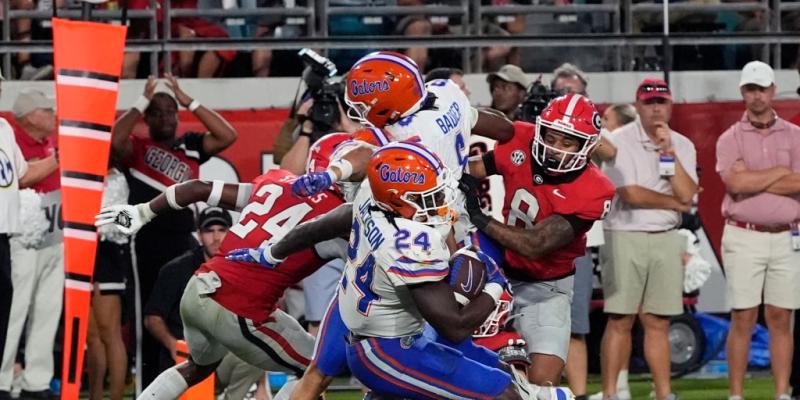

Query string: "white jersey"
[[385, 79, 475, 180], [338, 181, 451, 338], [0, 118, 29, 234]]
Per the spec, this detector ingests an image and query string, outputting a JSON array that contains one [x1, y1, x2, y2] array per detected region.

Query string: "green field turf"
[[80, 375, 780, 399], [323, 376, 779, 400]]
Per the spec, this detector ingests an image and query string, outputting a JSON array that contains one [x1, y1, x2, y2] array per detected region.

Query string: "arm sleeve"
[[676, 136, 699, 184], [715, 129, 739, 178], [483, 151, 498, 176], [602, 140, 636, 188], [13, 138, 28, 179], [182, 132, 212, 164], [560, 214, 596, 235]]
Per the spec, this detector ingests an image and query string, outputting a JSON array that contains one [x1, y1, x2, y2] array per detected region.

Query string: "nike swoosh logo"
[[460, 264, 474, 293], [553, 189, 566, 199]]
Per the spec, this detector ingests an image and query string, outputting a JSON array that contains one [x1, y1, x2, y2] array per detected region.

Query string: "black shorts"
[[94, 241, 130, 295]]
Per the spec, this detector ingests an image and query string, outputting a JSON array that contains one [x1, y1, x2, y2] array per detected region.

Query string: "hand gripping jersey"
[[338, 180, 452, 338], [490, 121, 616, 281], [384, 79, 475, 179], [197, 169, 346, 322]]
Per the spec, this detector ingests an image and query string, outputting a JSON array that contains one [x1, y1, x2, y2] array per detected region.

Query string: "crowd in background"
[[2, 0, 800, 80], [0, 45, 800, 400]]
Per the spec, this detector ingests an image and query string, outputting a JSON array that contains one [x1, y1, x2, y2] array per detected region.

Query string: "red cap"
[[636, 78, 672, 101]]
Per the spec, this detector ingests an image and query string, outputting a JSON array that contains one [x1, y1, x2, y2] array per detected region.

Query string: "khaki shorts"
[[600, 230, 684, 316], [722, 224, 800, 310], [510, 276, 573, 362], [180, 275, 314, 375]]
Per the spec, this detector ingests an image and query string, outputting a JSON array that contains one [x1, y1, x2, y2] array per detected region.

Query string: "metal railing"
[[0, 0, 797, 79]]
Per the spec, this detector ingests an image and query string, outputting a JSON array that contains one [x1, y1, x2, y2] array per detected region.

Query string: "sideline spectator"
[[0, 73, 57, 400], [487, 64, 530, 120], [595, 104, 637, 162], [552, 62, 588, 96], [425, 67, 471, 98], [0, 89, 63, 400], [792, 62, 800, 400], [110, 74, 237, 386], [144, 207, 264, 400], [144, 207, 228, 370], [600, 78, 698, 400], [716, 61, 800, 400], [87, 168, 130, 400], [278, 98, 360, 175]]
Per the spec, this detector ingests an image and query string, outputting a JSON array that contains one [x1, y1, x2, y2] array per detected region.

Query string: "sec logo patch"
[[511, 150, 526, 166]]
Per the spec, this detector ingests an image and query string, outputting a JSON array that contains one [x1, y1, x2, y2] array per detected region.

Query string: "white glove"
[[95, 203, 156, 235]]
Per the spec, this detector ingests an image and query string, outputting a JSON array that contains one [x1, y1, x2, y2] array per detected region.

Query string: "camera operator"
[[273, 49, 360, 170], [515, 78, 559, 124], [279, 49, 361, 174]]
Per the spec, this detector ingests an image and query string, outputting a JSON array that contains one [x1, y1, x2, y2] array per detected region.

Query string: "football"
[[449, 248, 488, 305]]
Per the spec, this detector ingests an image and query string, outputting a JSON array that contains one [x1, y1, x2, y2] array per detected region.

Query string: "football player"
[[234, 143, 574, 400], [94, 133, 361, 400], [461, 93, 616, 385], [290, 50, 514, 246]]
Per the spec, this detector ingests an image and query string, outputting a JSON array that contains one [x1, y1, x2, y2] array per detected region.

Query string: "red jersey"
[[123, 133, 209, 233], [198, 169, 345, 323], [14, 128, 59, 194], [489, 121, 615, 281]]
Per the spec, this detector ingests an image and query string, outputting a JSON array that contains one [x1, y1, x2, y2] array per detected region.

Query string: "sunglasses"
[[638, 85, 670, 93]]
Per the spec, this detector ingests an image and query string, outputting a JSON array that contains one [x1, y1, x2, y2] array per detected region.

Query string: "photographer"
[[279, 97, 360, 175], [275, 49, 360, 168]]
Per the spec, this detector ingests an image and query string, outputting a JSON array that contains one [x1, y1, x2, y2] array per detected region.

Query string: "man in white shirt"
[[0, 74, 58, 400]]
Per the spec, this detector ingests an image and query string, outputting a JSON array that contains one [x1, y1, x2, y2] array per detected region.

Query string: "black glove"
[[458, 174, 492, 230]]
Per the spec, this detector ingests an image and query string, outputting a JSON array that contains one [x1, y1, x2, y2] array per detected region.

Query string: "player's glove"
[[225, 243, 286, 269], [95, 203, 156, 236], [291, 171, 335, 197], [458, 174, 492, 230], [482, 252, 509, 304]]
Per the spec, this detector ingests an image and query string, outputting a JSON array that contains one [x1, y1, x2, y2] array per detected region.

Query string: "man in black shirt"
[[111, 74, 237, 386], [144, 207, 231, 369], [144, 208, 265, 399]]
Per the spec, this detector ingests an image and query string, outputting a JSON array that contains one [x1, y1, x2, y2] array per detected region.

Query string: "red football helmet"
[[344, 51, 427, 128], [366, 141, 456, 225], [474, 289, 514, 338], [533, 93, 602, 173], [306, 132, 352, 174]]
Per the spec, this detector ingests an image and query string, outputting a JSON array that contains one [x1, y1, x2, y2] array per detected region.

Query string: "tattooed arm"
[[459, 173, 592, 260], [480, 214, 590, 260]]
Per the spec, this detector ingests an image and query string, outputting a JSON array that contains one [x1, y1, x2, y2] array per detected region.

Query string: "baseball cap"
[[13, 89, 55, 118], [198, 207, 232, 230], [487, 64, 532, 90], [636, 78, 672, 102], [739, 60, 774, 88]]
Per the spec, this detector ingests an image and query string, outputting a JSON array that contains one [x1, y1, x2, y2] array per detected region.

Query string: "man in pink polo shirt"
[[0, 89, 62, 400], [716, 61, 800, 400]]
